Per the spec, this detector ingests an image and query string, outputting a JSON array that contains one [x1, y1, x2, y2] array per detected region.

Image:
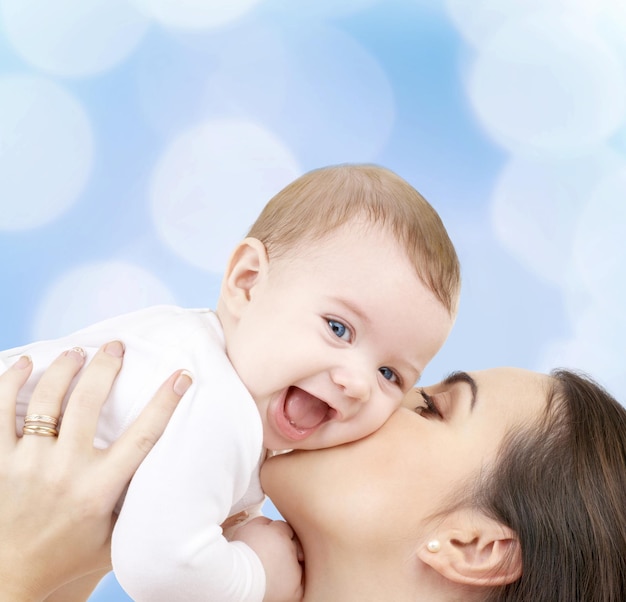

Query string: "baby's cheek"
[[361, 409, 395, 439]]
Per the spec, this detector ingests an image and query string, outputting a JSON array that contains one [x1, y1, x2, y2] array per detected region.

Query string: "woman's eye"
[[328, 319, 352, 342], [379, 366, 399, 383], [415, 389, 442, 418]]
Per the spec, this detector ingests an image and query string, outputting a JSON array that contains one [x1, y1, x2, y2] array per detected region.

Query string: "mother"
[[3, 351, 626, 601], [261, 366, 626, 601]]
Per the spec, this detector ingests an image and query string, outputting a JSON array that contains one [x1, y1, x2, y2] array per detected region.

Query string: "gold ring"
[[22, 424, 59, 437], [24, 414, 59, 427]]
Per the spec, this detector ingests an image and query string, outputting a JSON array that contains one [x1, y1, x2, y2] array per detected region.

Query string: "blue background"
[[1, 1, 625, 599]]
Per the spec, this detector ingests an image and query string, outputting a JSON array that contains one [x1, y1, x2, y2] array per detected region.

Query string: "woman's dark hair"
[[481, 369, 626, 602]]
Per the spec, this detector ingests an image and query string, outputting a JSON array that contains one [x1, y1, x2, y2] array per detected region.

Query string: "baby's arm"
[[3, 307, 269, 601], [111, 376, 267, 601], [110, 316, 268, 600], [232, 517, 304, 602]]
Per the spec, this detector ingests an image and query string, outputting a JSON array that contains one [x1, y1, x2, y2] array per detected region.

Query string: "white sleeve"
[[107, 312, 266, 602], [2, 306, 266, 601]]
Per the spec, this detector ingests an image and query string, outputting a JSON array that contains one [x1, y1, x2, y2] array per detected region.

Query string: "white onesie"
[[1, 305, 267, 601]]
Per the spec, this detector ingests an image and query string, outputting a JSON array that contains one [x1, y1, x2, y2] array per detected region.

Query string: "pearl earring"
[[427, 540, 441, 553]]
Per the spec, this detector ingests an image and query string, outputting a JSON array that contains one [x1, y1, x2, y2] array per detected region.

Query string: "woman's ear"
[[220, 237, 269, 318], [416, 510, 521, 587]]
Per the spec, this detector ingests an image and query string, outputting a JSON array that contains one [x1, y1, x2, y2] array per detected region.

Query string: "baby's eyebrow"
[[333, 296, 371, 325]]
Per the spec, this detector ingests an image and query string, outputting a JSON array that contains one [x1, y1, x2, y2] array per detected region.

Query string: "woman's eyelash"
[[416, 389, 442, 418]]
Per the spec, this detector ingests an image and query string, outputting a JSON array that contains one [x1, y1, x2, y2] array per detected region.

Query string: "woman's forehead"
[[467, 367, 553, 419]]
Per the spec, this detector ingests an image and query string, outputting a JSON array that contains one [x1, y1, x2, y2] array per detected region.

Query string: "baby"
[[2, 164, 460, 601]]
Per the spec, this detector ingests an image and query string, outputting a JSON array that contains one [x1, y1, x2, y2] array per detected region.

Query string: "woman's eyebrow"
[[442, 371, 478, 411]]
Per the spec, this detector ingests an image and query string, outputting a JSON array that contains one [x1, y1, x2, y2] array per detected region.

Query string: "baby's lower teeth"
[[289, 420, 296, 426]]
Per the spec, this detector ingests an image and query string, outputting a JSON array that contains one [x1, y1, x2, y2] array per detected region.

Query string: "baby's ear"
[[416, 510, 521, 588], [220, 237, 269, 317]]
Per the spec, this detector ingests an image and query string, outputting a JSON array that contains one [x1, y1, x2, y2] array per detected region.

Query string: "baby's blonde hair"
[[247, 164, 461, 316]]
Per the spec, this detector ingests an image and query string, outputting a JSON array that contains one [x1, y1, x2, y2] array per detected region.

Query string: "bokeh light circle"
[[32, 261, 176, 340], [150, 119, 300, 273], [572, 166, 626, 314], [540, 305, 626, 402], [260, 0, 382, 19], [0, 75, 94, 230], [467, 10, 626, 156], [129, 0, 262, 30], [445, 0, 599, 48], [0, 0, 149, 77], [491, 150, 626, 286]]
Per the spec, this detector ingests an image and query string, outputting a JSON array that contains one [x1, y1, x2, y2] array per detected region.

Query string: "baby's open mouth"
[[283, 386, 333, 431]]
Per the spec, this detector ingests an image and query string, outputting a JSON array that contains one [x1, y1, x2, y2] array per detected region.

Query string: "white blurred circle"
[[445, 0, 599, 48], [572, 166, 626, 314], [260, 0, 382, 19], [539, 305, 626, 403], [466, 10, 626, 156], [0, 75, 94, 230], [595, 0, 626, 62], [32, 261, 176, 340], [491, 150, 626, 286], [129, 0, 262, 30], [0, 0, 149, 77], [149, 119, 300, 273]]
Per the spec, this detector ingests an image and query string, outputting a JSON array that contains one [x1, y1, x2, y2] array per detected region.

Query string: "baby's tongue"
[[284, 388, 329, 429]]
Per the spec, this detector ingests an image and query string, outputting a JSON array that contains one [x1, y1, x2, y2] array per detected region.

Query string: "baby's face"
[[226, 222, 454, 451]]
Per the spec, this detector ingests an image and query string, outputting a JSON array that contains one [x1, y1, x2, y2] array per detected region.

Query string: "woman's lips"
[[274, 387, 333, 441]]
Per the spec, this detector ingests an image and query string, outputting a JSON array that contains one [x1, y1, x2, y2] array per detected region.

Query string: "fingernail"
[[104, 340, 125, 358], [173, 370, 193, 395], [13, 355, 31, 370], [64, 347, 86, 362]]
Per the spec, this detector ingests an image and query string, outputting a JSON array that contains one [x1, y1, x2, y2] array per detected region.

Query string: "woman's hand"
[[0, 341, 191, 602]]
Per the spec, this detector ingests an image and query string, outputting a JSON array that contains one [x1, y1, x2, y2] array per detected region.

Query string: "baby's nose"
[[330, 365, 370, 403]]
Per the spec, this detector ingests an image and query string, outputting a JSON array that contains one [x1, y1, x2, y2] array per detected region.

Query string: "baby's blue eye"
[[328, 319, 351, 341], [379, 366, 398, 383]]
